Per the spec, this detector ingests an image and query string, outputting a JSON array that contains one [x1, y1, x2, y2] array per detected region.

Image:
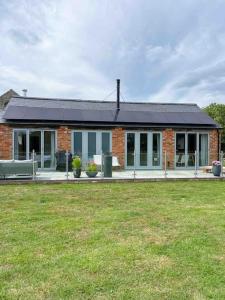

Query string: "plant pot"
[[86, 171, 98, 178], [213, 165, 221, 176], [73, 168, 81, 178]]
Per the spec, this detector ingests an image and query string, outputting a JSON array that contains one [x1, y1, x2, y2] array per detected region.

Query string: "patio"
[[33, 169, 218, 181]]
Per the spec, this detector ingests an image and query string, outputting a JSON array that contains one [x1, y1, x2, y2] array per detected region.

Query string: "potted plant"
[[72, 156, 82, 178], [212, 160, 221, 176], [86, 161, 98, 178]]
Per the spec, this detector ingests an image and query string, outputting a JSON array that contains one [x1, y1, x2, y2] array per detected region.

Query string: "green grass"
[[1, 181, 225, 299]]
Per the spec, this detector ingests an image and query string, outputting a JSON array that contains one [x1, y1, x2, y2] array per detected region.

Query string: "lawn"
[[1, 181, 225, 299]]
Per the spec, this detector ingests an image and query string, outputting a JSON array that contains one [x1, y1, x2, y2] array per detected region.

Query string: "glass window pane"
[[74, 132, 83, 158], [102, 132, 110, 154], [187, 133, 197, 167], [14, 131, 27, 160], [140, 133, 148, 166], [44, 131, 55, 168], [127, 133, 135, 166], [152, 133, 161, 166], [29, 131, 42, 168], [199, 134, 208, 166], [176, 133, 185, 167], [88, 132, 96, 160]]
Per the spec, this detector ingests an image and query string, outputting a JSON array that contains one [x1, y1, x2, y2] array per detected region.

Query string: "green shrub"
[[72, 156, 82, 169], [87, 162, 97, 172]]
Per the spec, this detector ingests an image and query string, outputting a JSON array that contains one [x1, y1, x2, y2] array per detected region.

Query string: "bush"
[[72, 156, 82, 169], [87, 162, 97, 172]]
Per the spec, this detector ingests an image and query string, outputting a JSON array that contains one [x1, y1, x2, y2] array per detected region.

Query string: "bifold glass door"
[[14, 129, 56, 169], [29, 131, 42, 168], [72, 131, 112, 165], [176, 132, 209, 168], [125, 132, 162, 169]]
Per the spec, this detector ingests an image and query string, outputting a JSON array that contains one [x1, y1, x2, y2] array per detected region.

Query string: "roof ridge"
[[12, 96, 198, 106]]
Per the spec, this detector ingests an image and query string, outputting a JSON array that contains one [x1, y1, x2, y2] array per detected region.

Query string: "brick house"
[[0, 90, 220, 170], [0, 89, 18, 109]]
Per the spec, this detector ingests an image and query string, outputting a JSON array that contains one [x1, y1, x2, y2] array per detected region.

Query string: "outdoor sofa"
[[0, 160, 38, 179]]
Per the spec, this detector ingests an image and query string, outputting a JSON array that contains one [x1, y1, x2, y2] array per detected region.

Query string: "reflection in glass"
[[88, 132, 96, 160], [127, 133, 135, 166], [176, 133, 185, 167], [44, 131, 55, 168], [74, 132, 83, 158], [187, 133, 197, 167], [29, 131, 42, 168], [199, 134, 208, 166], [102, 132, 110, 154], [14, 131, 27, 160], [152, 133, 160, 166], [140, 133, 148, 166]]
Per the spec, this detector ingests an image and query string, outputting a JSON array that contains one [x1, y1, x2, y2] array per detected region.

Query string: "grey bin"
[[104, 152, 112, 178]]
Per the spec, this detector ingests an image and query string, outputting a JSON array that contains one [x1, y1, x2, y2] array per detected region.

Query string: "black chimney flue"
[[116, 79, 120, 110]]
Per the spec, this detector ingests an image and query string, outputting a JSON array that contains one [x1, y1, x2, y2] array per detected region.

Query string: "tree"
[[203, 103, 225, 150]]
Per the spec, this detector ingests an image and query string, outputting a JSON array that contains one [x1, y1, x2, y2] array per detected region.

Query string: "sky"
[[0, 0, 225, 107]]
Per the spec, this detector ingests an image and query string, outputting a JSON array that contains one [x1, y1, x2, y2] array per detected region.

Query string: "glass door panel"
[[187, 133, 197, 167], [88, 132, 96, 161], [73, 132, 83, 158], [14, 130, 27, 160], [102, 132, 110, 154], [176, 133, 185, 167], [44, 131, 55, 168], [29, 131, 42, 168], [140, 133, 148, 166], [152, 133, 161, 166], [127, 133, 135, 167], [199, 134, 208, 166]]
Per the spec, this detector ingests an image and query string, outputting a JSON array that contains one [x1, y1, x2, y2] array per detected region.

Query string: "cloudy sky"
[[0, 0, 225, 106]]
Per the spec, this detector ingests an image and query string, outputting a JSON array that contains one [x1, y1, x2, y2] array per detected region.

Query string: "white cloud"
[[0, 0, 225, 105]]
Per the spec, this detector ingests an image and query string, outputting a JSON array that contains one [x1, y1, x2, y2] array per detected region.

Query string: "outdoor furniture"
[[176, 154, 185, 167], [93, 155, 120, 168], [0, 160, 38, 179], [55, 151, 72, 171]]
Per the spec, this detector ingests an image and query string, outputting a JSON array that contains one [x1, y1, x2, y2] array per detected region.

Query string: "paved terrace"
[[34, 170, 218, 181]]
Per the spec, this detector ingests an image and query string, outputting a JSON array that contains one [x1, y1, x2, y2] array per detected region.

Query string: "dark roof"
[[3, 96, 220, 128]]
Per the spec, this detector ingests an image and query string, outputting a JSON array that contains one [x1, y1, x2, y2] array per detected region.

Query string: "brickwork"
[[162, 129, 175, 169], [0, 123, 220, 169], [0, 124, 12, 159], [57, 126, 71, 152], [209, 129, 219, 163], [112, 127, 125, 168]]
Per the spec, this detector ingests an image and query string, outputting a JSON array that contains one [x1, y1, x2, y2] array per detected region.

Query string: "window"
[[140, 133, 148, 166], [72, 131, 112, 164], [175, 132, 209, 168], [187, 133, 197, 167], [127, 133, 135, 166], [88, 132, 96, 160], [13, 129, 56, 169], [152, 133, 161, 166], [14, 130, 27, 160], [199, 134, 208, 166], [102, 132, 110, 154], [125, 132, 162, 169], [73, 132, 82, 158], [176, 133, 186, 167]]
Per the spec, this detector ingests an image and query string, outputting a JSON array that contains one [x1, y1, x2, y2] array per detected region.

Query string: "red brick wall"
[[162, 129, 175, 169], [57, 126, 71, 152], [112, 127, 125, 168], [0, 125, 220, 170], [0, 124, 12, 159], [209, 129, 219, 163]]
